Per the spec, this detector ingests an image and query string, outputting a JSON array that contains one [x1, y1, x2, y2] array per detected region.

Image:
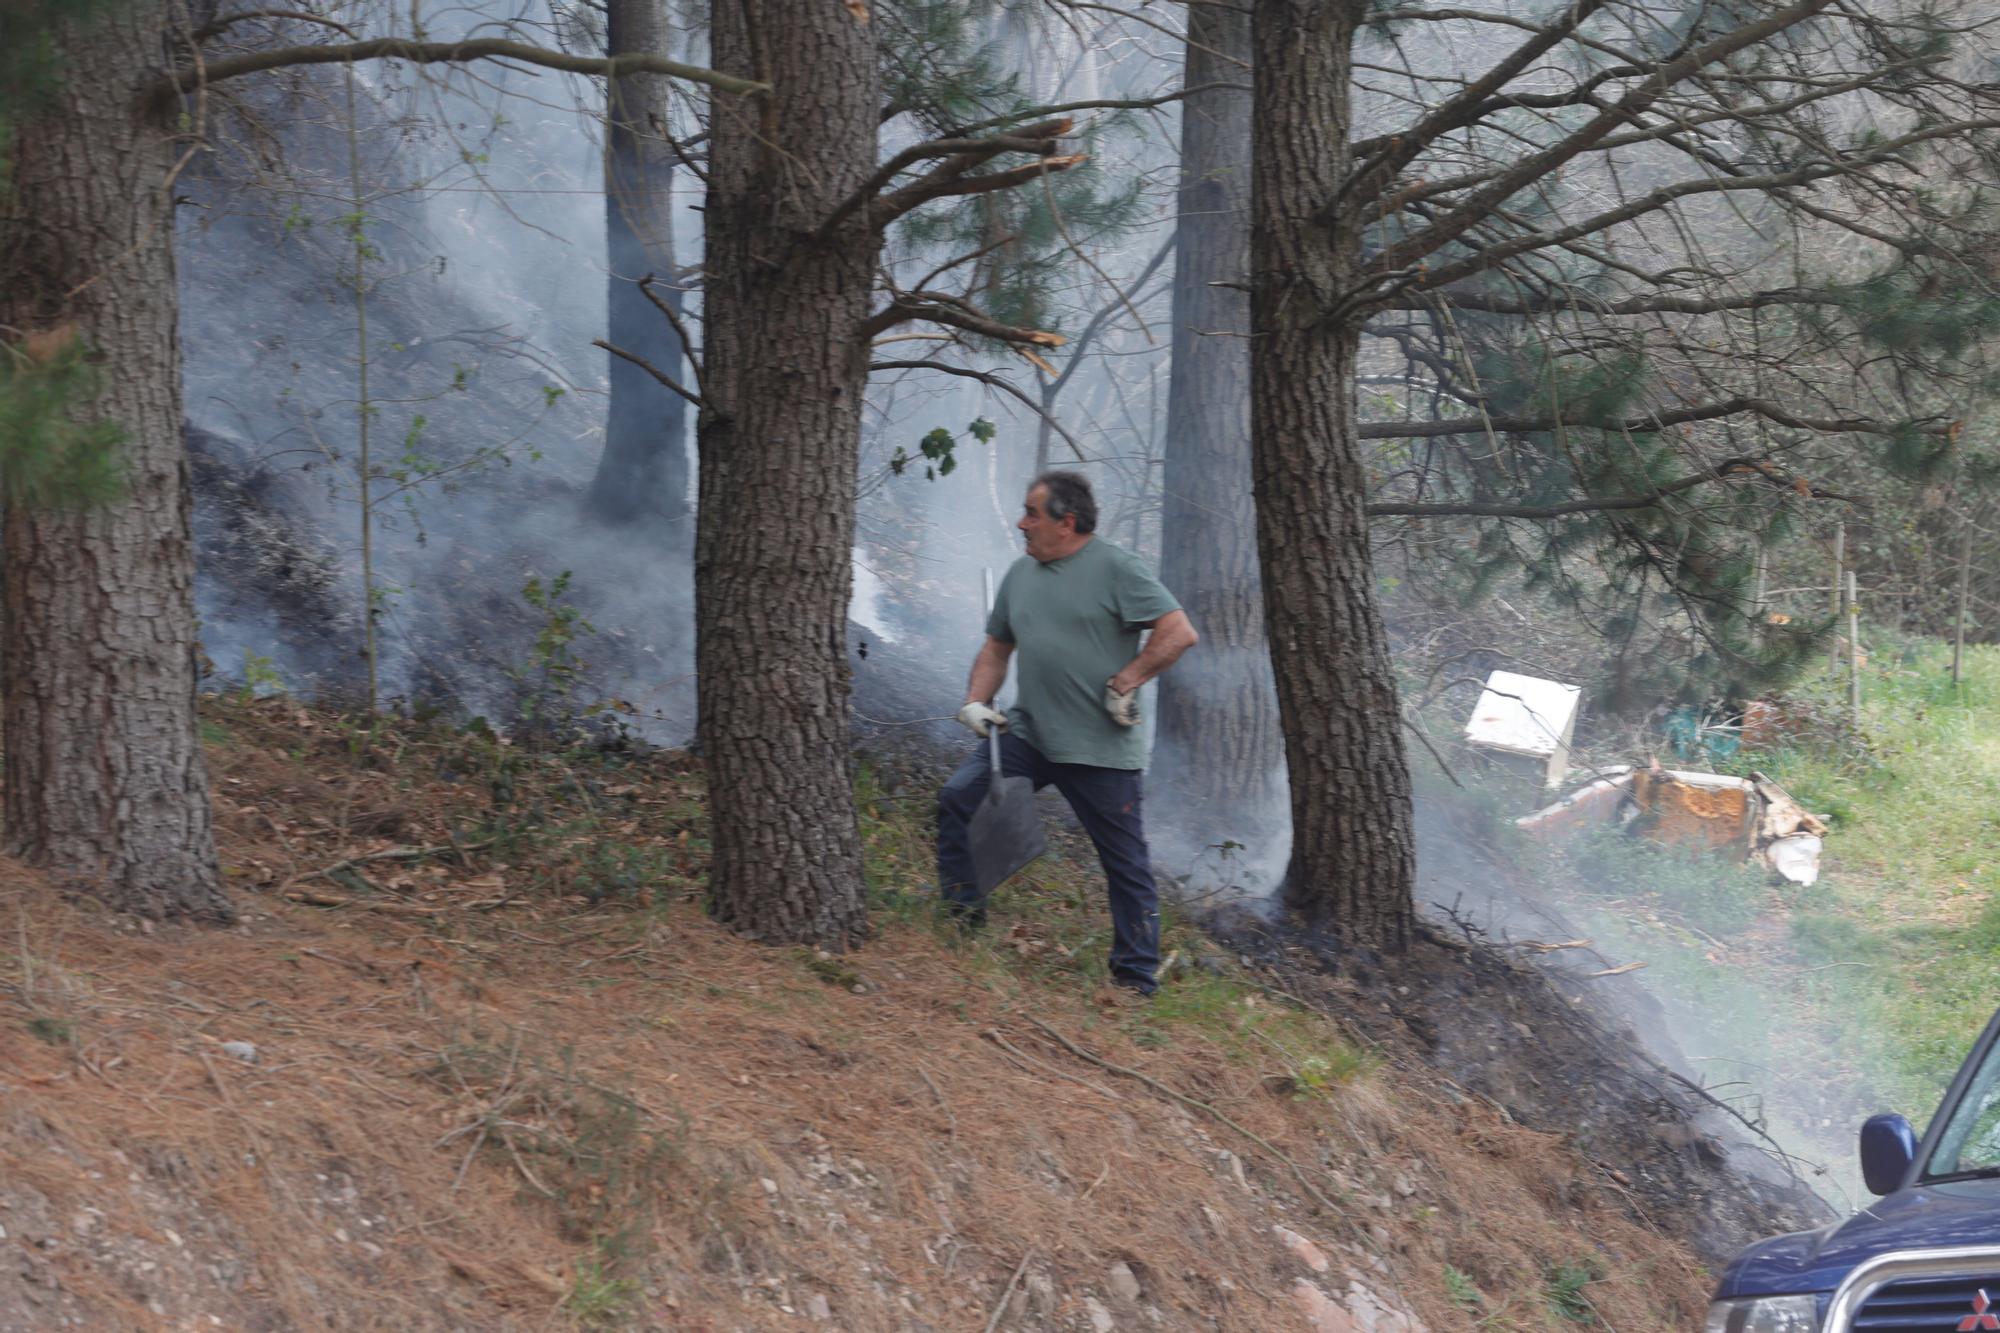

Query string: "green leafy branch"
[[889, 416, 996, 480]]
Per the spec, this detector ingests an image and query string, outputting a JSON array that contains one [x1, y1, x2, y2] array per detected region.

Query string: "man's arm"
[[1109, 610, 1198, 695], [965, 635, 1015, 704]]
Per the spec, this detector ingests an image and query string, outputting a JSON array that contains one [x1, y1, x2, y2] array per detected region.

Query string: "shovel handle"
[[983, 568, 1001, 778]]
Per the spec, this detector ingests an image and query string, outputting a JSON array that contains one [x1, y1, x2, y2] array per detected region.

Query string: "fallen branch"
[[297, 946, 385, 977], [283, 890, 443, 916], [916, 1062, 956, 1137], [283, 838, 498, 894], [983, 1029, 1122, 1102], [982, 1249, 1035, 1333], [196, 1044, 266, 1161], [1023, 1018, 1347, 1217]]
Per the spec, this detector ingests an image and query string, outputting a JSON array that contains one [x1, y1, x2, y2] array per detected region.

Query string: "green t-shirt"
[[987, 538, 1181, 770]]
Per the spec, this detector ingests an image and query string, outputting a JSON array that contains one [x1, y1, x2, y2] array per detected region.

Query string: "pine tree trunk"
[[1155, 3, 1286, 849], [696, 0, 873, 947], [585, 0, 692, 529], [1250, 0, 1414, 950], [0, 3, 231, 920]]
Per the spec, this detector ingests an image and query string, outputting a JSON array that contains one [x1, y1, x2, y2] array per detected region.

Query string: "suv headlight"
[[1705, 1295, 1820, 1332]]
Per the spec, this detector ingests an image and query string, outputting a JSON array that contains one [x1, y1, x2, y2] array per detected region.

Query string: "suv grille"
[[1853, 1276, 2000, 1331]]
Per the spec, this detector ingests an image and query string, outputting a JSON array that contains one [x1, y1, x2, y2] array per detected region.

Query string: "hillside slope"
[[0, 699, 1727, 1331]]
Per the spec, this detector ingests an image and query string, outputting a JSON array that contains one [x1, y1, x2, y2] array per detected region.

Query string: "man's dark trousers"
[[936, 732, 1160, 993]]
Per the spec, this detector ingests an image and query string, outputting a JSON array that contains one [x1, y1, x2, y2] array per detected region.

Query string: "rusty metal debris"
[[1517, 760, 1829, 886]]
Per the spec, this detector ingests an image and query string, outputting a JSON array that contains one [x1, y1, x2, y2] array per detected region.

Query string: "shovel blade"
[[967, 775, 1045, 896]]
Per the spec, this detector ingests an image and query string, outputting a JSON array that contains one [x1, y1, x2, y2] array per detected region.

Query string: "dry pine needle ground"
[[0, 697, 1709, 1331]]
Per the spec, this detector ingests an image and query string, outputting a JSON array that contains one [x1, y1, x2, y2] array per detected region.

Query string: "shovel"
[[967, 567, 1045, 895]]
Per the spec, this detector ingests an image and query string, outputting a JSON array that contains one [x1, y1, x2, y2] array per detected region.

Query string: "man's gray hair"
[[1033, 470, 1098, 534]]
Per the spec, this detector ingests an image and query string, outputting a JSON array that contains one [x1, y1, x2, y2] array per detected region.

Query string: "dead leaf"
[[844, 0, 870, 18], [19, 322, 79, 365]]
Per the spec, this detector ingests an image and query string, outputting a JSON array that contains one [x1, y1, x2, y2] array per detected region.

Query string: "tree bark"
[[585, 0, 692, 530], [0, 2, 232, 920], [1250, 0, 1414, 950], [696, 0, 874, 947], [1154, 1, 1286, 850]]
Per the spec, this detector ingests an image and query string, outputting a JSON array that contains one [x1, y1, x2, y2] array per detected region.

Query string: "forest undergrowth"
[[0, 692, 1717, 1331]]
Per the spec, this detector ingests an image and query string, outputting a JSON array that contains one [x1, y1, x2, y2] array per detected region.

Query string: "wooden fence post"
[[1847, 569, 1862, 729], [1955, 520, 1972, 687]]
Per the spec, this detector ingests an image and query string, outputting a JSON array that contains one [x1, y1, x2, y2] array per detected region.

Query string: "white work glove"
[[1104, 681, 1141, 728], [957, 702, 1009, 738]]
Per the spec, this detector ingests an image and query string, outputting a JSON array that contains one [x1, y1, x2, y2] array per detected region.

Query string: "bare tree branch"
[[871, 154, 1089, 230], [945, 84, 1248, 137], [636, 276, 706, 399], [1391, 115, 2000, 301], [594, 339, 702, 409], [869, 360, 1091, 461], [193, 10, 359, 42], [1351, 68, 1639, 162], [153, 37, 768, 109], [816, 118, 1073, 238], [1367, 456, 1856, 519], [1380, 287, 1845, 317], [1344, 0, 1615, 205], [857, 121, 1072, 206], [1046, 231, 1176, 400], [1359, 0, 1836, 283], [1359, 396, 1945, 442], [861, 291, 1069, 346]]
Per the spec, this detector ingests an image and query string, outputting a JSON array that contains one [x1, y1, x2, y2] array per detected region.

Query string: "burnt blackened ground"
[[1201, 901, 1835, 1268]]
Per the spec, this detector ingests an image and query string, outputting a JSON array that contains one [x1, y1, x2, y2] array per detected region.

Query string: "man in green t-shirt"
[[938, 471, 1200, 996]]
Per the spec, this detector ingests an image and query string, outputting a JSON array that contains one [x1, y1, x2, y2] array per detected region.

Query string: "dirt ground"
[[0, 700, 1734, 1331], [1207, 908, 1832, 1264]]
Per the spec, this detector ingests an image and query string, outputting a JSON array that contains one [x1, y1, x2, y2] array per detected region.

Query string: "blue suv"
[[1708, 1007, 2000, 1331]]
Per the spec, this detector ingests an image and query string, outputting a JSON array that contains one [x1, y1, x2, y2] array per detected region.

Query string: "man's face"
[[1018, 484, 1075, 562]]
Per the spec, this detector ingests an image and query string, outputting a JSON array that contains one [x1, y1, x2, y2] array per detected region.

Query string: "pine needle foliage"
[[897, 154, 1147, 339], [0, 337, 126, 509], [879, 0, 1022, 132], [876, 0, 1150, 341]]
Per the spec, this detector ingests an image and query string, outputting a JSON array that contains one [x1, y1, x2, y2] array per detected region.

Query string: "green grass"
[[565, 1256, 638, 1329], [1745, 641, 2000, 1120], [1502, 638, 2000, 1196], [1544, 1258, 1603, 1324], [852, 761, 1376, 1083]]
